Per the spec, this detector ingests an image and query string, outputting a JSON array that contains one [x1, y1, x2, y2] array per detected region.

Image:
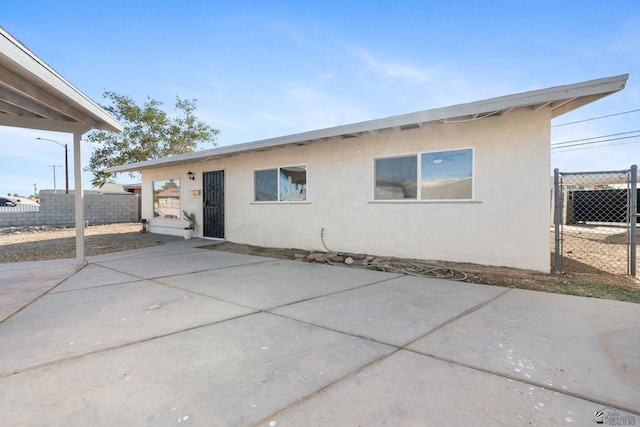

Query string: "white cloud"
[[352, 47, 431, 84]]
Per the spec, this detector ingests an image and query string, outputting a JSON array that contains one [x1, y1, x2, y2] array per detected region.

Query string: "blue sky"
[[2, 1, 639, 197]]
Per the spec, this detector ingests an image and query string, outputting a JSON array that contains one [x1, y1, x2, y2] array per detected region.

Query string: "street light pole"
[[36, 137, 69, 194], [48, 165, 61, 193]]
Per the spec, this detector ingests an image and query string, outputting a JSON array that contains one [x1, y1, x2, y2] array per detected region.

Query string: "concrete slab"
[[0, 280, 255, 374], [84, 238, 207, 264], [51, 264, 140, 292], [155, 259, 403, 310], [1, 240, 638, 425], [408, 288, 640, 413], [0, 312, 394, 426], [93, 247, 269, 279], [272, 275, 507, 346], [0, 258, 80, 321], [258, 350, 626, 426]]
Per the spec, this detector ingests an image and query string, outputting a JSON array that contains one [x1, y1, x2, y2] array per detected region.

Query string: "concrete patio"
[[0, 239, 638, 426]]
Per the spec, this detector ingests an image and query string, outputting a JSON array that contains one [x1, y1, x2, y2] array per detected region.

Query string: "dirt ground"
[[552, 224, 638, 276], [206, 241, 640, 303], [0, 223, 179, 263], [1, 223, 638, 303]]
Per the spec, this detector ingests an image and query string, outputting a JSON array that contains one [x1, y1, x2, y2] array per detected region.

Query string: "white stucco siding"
[[140, 107, 552, 271], [228, 108, 550, 271]]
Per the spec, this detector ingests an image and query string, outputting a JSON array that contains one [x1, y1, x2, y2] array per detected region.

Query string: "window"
[[153, 179, 180, 218], [254, 165, 307, 202], [374, 148, 473, 201], [375, 156, 417, 200], [254, 169, 278, 201], [421, 149, 473, 200]]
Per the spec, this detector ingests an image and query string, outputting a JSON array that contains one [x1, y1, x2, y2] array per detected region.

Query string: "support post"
[[630, 165, 637, 276], [64, 143, 69, 194], [553, 168, 562, 274], [74, 132, 85, 265]]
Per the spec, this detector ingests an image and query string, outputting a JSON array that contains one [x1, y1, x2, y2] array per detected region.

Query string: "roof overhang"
[[107, 74, 628, 174], [0, 27, 123, 134]]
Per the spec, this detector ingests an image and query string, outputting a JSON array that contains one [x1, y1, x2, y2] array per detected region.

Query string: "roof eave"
[[106, 74, 628, 174], [0, 26, 123, 133]]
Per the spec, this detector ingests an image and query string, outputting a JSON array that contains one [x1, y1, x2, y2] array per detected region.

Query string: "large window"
[[374, 148, 473, 201], [421, 149, 473, 200], [153, 179, 180, 218], [254, 165, 307, 202]]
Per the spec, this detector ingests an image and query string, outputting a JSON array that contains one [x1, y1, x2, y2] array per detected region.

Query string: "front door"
[[202, 170, 224, 238]]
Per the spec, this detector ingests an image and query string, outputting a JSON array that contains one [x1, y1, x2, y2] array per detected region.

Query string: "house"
[[107, 75, 628, 272]]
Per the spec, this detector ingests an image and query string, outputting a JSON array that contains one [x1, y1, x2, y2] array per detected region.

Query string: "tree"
[[91, 171, 115, 190], [85, 91, 219, 175]]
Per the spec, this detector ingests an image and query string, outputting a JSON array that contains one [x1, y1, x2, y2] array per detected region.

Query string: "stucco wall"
[[0, 190, 140, 227], [141, 107, 551, 271]]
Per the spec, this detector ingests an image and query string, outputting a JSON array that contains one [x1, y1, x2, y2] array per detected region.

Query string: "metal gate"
[[202, 170, 225, 239], [553, 165, 637, 276]]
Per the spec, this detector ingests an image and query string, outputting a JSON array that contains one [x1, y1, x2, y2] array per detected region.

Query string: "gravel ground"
[[2, 222, 638, 302], [0, 223, 181, 263]]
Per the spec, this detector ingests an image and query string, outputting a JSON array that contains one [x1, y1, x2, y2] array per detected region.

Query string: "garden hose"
[[320, 228, 468, 281]]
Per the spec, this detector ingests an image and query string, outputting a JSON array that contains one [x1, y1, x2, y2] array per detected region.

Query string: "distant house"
[[108, 75, 628, 272], [98, 182, 129, 194], [122, 183, 142, 195], [98, 182, 142, 195]]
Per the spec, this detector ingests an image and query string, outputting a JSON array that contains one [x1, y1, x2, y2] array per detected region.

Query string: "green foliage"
[[91, 171, 115, 189], [85, 91, 219, 174], [563, 280, 640, 303], [183, 210, 196, 229]]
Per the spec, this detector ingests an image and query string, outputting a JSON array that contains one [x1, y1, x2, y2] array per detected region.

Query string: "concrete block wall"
[[0, 190, 140, 227]]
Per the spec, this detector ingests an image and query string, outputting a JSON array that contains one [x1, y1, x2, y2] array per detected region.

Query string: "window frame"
[[373, 148, 474, 202], [253, 164, 308, 203]]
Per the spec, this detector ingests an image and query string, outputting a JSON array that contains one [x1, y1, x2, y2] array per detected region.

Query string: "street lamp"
[[36, 137, 69, 194], [48, 165, 62, 193]]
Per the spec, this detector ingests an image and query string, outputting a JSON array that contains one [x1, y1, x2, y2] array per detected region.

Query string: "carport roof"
[[0, 27, 123, 133], [107, 74, 628, 173]]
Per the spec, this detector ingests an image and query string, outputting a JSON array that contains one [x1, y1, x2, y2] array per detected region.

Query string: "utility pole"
[[37, 138, 69, 194], [48, 165, 61, 194]]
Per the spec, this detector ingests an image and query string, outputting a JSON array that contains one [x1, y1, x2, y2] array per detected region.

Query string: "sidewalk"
[[0, 240, 638, 426]]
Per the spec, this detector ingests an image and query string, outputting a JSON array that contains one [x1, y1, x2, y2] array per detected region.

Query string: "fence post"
[[553, 168, 562, 274], [630, 165, 637, 276]]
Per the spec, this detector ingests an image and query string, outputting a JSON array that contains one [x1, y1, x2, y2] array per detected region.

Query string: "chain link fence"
[[552, 166, 637, 276]]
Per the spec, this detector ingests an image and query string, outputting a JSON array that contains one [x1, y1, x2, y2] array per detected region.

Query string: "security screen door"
[[202, 170, 224, 239]]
